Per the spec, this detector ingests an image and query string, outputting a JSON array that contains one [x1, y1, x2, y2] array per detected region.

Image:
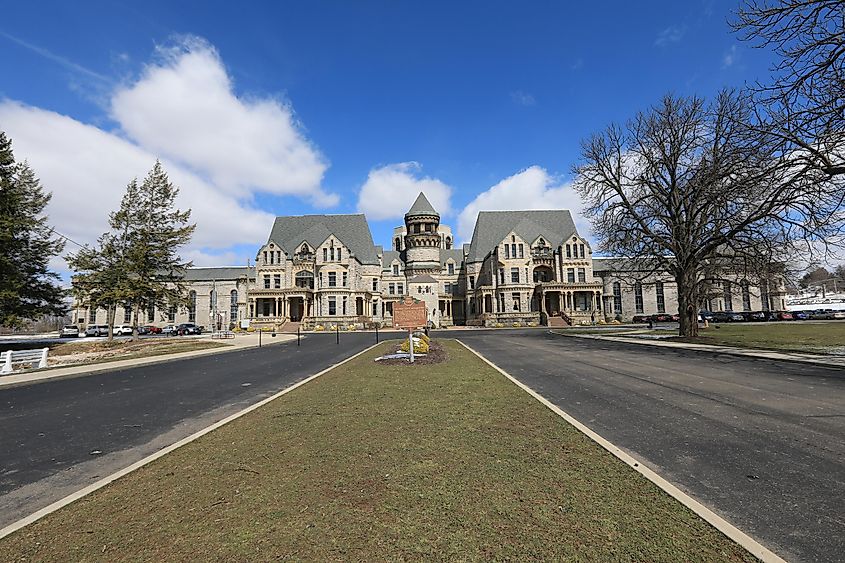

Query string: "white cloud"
[[111, 37, 336, 207], [722, 45, 738, 68], [0, 36, 338, 275], [457, 166, 589, 243], [356, 162, 452, 222], [654, 25, 686, 47], [510, 90, 536, 106], [0, 101, 275, 256]]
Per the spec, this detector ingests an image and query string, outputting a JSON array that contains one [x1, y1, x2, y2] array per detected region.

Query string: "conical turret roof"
[[405, 192, 439, 218]]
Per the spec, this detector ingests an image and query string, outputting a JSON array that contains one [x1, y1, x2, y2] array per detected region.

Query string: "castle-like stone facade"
[[74, 192, 787, 330]]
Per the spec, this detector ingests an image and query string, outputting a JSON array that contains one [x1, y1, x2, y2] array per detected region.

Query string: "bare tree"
[[575, 91, 843, 337], [732, 0, 844, 177]]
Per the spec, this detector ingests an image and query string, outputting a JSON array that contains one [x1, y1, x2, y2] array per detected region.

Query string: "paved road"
[[0, 332, 381, 528], [449, 329, 845, 563]]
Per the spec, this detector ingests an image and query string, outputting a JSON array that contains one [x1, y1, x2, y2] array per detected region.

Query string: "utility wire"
[[47, 227, 86, 248]]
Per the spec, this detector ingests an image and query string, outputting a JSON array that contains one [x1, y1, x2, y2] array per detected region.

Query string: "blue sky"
[[0, 0, 776, 269]]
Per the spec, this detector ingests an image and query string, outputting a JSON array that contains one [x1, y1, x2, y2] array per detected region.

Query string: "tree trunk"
[[132, 302, 141, 342], [676, 270, 699, 337], [106, 303, 115, 343]]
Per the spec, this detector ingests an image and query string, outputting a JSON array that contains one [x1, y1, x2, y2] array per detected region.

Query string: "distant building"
[[72, 192, 787, 329]]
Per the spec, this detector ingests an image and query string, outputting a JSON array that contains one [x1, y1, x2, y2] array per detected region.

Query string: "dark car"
[[175, 323, 203, 335], [792, 310, 810, 321], [651, 313, 673, 322], [747, 311, 766, 322], [809, 309, 834, 320], [631, 315, 649, 323], [699, 311, 715, 322], [711, 311, 732, 323]]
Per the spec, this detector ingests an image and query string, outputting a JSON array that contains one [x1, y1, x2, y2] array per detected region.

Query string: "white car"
[[60, 325, 80, 338], [112, 325, 134, 336], [833, 311, 845, 320]]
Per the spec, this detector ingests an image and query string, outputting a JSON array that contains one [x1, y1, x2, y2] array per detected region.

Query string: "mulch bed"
[[377, 339, 447, 366]]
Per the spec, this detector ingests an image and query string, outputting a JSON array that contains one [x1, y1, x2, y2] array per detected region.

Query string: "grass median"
[[675, 321, 845, 354], [1, 339, 754, 561], [46, 337, 230, 368]]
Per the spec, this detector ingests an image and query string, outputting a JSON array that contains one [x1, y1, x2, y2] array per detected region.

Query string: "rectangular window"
[[88, 307, 96, 323], [566, 244, 571, 258], [328, 297, 336, 316], [330, 247, 335, 261], [147, 305, 155, 323], [567, 268, 575, 283], [518, 244, 524, 258], [264, 275, 270, 289], [511, 243, 517, 258], [337, 248, 341, 261], [742, 283, 751, 311], [328, 272, 337, 287], [656, 281, 665, 313], [323, 248, 328, 261], [613, 282, 622, 314], [448, 263, 454, 275], [579, 244, 585, 258], [124, 307, 131, 324], [398, 283, 404, 295], [499, 269, 505, 284], [389, 283, 395, 294], [393, 264, 399, 275], [511, 267, 519, 283], [505, 244, 510, 259], [168, 305, 176, 323], [469, 276, 475, 289], [263, 251, 268, 264], [342, 297, 347, 315], [342, 272, 348, 287], [577, 268, 586, 283], [512, 292, 520, 311], [723, 281, 733, 311], [274, 274, 281, 289], [372, 278, 378, 291], [761, 282, 770, 311], [634, 282, 644, 314]]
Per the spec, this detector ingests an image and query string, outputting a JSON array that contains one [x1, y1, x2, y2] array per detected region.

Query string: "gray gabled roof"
[[466, 210, 578, 262], [381, 250, 405, 270], [183, 267, 251, 281], [405, 192, 439, 218], [440, 248, 464, 268], [267, 214, 379, 265], [592, 256, 670, 274], [409, 274, 438, 284]]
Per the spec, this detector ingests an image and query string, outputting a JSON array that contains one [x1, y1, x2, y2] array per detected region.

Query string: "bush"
[[495, 323, 504, 328], [314, 325, 325, 331], [512, 322, 521, 327], [400, 337, 430, 354]]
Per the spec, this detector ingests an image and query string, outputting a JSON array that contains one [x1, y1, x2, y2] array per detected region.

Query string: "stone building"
[[72, 192, 787, 330]]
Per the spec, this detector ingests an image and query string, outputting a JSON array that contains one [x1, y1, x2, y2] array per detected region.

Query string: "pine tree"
[[68, 162, 195, 341], [0, 131, 66, 327]]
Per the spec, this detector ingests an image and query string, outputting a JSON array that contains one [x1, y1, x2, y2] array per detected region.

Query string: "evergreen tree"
[[0, 131, 66, 327], [68, 162, 195, 341]]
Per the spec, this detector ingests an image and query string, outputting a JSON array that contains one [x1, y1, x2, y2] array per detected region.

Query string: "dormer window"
[[448, 262, 454, 275]]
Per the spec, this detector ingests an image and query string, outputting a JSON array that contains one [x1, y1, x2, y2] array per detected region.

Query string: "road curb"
[[550, 329, 845, 370], [456, 338, 787, 563], [0, 335, 298, 390], [0, 340, 383, 541]]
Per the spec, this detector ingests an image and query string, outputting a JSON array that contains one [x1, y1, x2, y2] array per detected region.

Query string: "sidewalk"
[[0, 333, 297, 389], [557, 331, 845, 369]]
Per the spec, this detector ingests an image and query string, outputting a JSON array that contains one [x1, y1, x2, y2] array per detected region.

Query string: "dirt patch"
[[376, 339, 448, 366], [46, 338, 228, 367]]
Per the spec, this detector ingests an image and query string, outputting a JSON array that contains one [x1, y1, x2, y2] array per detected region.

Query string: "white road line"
[[456, 338, 786, 563], [0, 341, 382, 540]]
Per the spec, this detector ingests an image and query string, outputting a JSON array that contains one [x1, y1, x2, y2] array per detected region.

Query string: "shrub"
[[400, 337, 430, 354], [314, 325, 325, 331], [512, 322, 521, 327]]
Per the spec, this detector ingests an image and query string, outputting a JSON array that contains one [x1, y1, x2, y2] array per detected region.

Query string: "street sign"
[[392, 296, 427, 329]]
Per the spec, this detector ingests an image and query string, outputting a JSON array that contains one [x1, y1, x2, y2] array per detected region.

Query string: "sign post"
[[392, 297, 427, 363]]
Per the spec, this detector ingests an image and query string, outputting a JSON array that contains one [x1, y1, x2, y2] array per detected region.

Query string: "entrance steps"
[[279, 321, 301, 333], [548, 316, 570, 327]]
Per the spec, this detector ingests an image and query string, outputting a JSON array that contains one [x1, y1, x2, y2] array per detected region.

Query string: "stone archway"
[[533, 265, 554, 283]]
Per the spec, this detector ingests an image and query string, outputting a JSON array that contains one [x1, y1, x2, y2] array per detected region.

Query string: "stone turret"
[[404, 192, 441, 275]]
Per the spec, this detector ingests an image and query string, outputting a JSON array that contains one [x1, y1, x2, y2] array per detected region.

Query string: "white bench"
[[1, 348, 49, 374]]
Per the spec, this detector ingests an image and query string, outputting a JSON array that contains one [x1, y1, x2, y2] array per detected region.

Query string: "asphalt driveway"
[[451, 329, 844, 563]]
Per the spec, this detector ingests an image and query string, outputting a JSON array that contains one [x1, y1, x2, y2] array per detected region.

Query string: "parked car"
[[671, 314, 680, 322], [792, 310, 811, 320], [112, 324, 133, 336], [810, 309, 835, 320], [175, 323, 202, 335], [60, 325, 80, 338], [711, 312, 732, 323], [143, 325, 163, 334], [833, 311, 845, 320], [728, 312, 746, 322], [136, 325, 150, 335], [747, 311, 766, 322], [84, 324, 110, 337], [699, 311, 715, 322], [162, 324, 178, 335], [651, 313, 673, 322], [631, 315, 649, 323], [775, 311, 794, 321]]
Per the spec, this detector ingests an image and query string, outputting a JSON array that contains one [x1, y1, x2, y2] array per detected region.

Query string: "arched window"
[[230, 290, 238, 322], [394, 237, 401, 250], [188, 291, 197, 323], [445, 236, 452, 250], [612, 282, 622, 314]]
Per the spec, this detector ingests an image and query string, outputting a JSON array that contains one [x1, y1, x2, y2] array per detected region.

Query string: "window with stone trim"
[[398, 283, 404, 295], [612, 282, 622, 314], [512, 292, 520, 311], [323, 248, 328, 261], [656, 282, 665, 313], [264, 275, 270, 289], [389, 283, 395, 294], [723, 281, 733, 311], [511, 267, 519, 283], [274, 274, 281, 289], [566, 244, 572, 258], [518, 244, 524, 258], [328, 297, 336, 316], [343, 272, 348, 287], [230, 290, 238, 322], [448, 262, 454, 275], [372, 278, 378, 291], [124, 306, 131, 324], [505, 244, 510, 259], [577, 268, 586, 283], [88, 307, 96, 324], [469, 276, 475, 289], [741, 282, 751, 311], [567, 268, 575, 283], [168, 305, 176, 323], [634, 282, 644, 313], [393, 264, 400, 276], [328, 272, 337, 287], [579, 244, 585, 258]]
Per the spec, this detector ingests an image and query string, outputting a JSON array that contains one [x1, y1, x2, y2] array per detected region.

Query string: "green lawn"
[[677, 321, 845, 354], [1, 340, 754, 561]]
